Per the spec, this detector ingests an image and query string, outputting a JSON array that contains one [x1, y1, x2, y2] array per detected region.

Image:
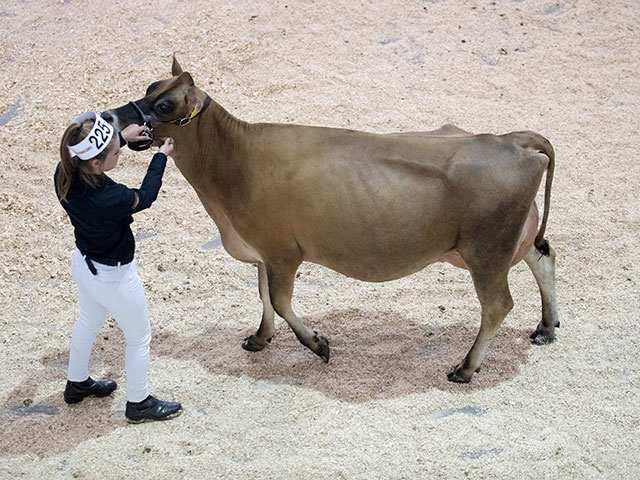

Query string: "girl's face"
[[90, 136, 121, 174], [102, 136, 122, 172]]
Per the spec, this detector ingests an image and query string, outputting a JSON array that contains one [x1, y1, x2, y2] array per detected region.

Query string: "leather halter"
[[129, 94, 212, 128]]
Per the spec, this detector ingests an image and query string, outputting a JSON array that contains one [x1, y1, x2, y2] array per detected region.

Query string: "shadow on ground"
[[154, 308, 532, 400], [0, 308, 535, 457]]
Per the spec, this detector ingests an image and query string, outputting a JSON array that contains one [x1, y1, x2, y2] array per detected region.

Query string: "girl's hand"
[[158, 138, 174, 157], [121, 124, 151, 143]]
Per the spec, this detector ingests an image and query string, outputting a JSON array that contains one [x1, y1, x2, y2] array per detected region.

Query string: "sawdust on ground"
[[0, 1, 638, 479]]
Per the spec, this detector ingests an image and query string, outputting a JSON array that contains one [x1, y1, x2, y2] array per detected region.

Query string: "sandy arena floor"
[[0, 0, 639, 478]]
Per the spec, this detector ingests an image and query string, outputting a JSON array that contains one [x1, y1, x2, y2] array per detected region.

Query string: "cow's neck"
[[169, 98, 249, 203]]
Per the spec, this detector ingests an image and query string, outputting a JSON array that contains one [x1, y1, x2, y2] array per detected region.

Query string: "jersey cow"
[[103, 56, 559, 383]]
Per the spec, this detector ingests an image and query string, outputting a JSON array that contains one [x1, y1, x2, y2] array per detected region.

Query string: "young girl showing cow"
[[54, 112, 182, 423]]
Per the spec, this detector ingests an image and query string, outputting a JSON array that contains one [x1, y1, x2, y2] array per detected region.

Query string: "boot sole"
[[64, 396, 85, 404], [126, 408, 183, 424], [64, 390, 116, 404]]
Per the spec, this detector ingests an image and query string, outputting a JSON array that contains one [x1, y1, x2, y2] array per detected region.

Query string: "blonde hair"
[[57, 118, 115, 202]]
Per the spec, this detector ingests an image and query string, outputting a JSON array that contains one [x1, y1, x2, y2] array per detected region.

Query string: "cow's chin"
[[127, 139, 154, 151], [127, 124, 154, 151]]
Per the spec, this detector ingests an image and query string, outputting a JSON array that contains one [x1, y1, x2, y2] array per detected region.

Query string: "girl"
[[55, 111, 181, 423]]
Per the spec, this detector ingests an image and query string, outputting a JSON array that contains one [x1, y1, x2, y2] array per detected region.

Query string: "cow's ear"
[[177, 71, 194, 86], [172, 54, 183, 76]]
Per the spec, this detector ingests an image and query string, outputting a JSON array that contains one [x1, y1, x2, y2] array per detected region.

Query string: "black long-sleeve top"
[[54, 147, 167, 266]]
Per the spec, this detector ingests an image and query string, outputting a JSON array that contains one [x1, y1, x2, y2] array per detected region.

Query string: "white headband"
[[68, 112, 115, 160]]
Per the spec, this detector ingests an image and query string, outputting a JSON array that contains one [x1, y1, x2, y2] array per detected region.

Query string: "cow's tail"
[[531, 134, 555, 255]]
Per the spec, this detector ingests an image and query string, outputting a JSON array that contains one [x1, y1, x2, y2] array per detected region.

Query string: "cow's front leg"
[[267, 258, 330, 362], [524, 242, 560, 345], [242, 263, 276, 352], [448, 272, 513, 383]]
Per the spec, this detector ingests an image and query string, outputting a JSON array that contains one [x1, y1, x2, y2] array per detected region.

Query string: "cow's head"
[[102, 55, 210, 150]]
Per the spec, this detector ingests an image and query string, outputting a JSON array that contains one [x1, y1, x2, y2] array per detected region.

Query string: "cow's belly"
[[311, 250, 447, 282], [301, 220, 458, 282], [294, 193, 459, 281], [302, 200, 538, 279]]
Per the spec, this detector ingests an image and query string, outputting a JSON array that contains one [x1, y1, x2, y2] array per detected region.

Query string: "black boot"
[[64, 377, 117, 404], [125, 395, 182, 423]]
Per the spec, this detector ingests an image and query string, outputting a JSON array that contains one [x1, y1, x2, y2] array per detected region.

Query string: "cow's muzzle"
[[126, 101, 154, 151]]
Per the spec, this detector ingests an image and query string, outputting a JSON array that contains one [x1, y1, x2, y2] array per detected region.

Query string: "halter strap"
[[173, 95, 212, 126], [128, 101, 153, 125], [129, 94, 211, 128]]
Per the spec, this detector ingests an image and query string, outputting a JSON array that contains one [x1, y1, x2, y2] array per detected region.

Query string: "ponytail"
[[57, 118, 110, 202]]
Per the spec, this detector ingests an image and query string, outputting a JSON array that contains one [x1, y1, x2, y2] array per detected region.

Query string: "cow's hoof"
[[242, 335, 270, 352], [529, 328, 557, 345], [446, 365, 473, 383], [530, 319, 560, 345], [313, 335, 330, 363], [530, 332, 556, 345]]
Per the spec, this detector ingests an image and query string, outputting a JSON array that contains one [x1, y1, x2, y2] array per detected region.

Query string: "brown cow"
[[103, 56, 559, 383]]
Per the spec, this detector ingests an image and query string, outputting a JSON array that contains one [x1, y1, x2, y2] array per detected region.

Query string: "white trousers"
[[68, 248, 151, 402]]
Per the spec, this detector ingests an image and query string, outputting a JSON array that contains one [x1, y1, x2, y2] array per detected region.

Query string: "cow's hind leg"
[[242, 263, 276, 352], [448, 268, 514, 383], [266, 259, 330, 362], [524, 241, 560, 345]]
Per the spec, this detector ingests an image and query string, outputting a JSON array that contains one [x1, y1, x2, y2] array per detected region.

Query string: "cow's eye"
[[156, 103, 173, 114]]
